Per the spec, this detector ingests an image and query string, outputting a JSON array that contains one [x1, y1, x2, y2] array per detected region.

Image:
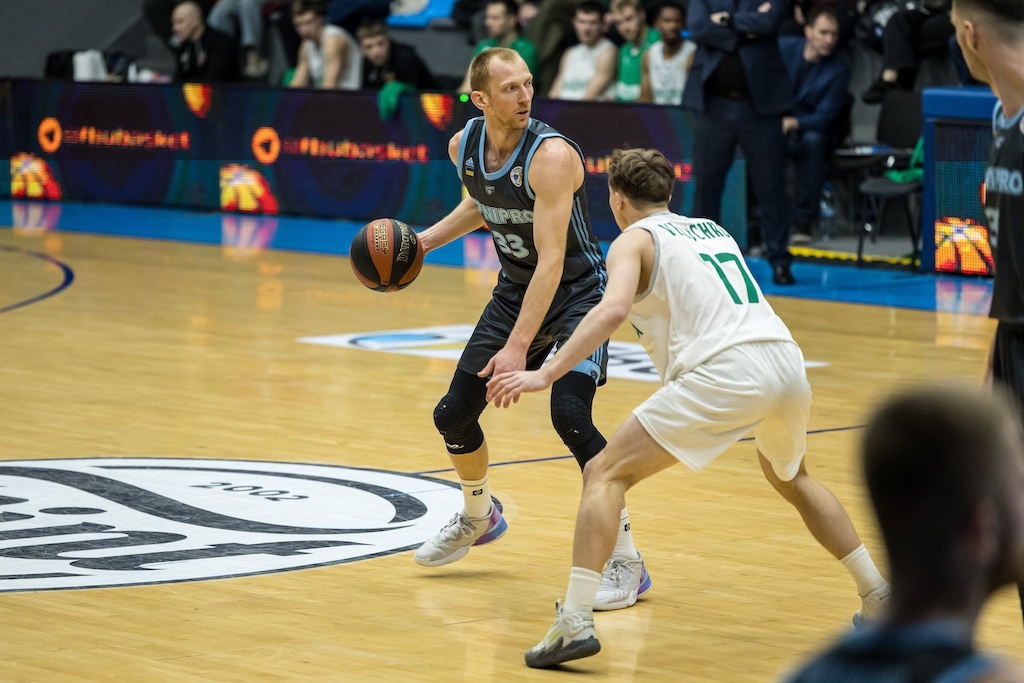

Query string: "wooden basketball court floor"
[[0, 200, 1019, 681]]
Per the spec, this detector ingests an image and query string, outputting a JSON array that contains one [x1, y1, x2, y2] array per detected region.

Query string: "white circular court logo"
[[0, 458, 473, 593]]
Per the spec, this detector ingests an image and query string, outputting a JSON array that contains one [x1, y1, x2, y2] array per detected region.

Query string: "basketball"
[[349, 218, 424, 292]]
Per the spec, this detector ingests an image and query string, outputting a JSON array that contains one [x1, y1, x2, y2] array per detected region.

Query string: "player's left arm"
[[487, 228, 647, 407], [582, 45, 618, 100], [477, 138, 576, 380]]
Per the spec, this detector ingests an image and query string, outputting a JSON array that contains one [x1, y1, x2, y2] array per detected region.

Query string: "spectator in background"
[[207, 0, 269, 79], [780, 0, 860, 48], [144, 0, 216, 46], [172, 1, 241, 82], [640, 1, 696, 104], [548, 1, 617, 100], [327, 0, 391, 35], [611, 0, 660, 102], [289, 0, 362, 89], [861, 0, 954, 103], [459, 0, 540, 93], [785, 384, 1024, 682], [778, 7, 850, 245], [683, 0, 797, 285], [357, 19, 438, 90]]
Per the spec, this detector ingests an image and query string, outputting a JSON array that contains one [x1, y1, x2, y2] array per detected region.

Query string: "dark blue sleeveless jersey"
[[987, 104, 1024, 323], [457, 116, 606, 287]]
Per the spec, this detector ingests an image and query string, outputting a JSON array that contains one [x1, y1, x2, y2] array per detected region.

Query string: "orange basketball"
[[349, 218, 424, 292]]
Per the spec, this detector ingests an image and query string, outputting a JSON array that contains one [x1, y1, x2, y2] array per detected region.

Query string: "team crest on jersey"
[[0, 458, 473, 592], [510, 165, 523, 188], [485, 185, 495, 195]]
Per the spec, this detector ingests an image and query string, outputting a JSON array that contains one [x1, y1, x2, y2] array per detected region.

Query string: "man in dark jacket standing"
[[683, 0, 796, 284]]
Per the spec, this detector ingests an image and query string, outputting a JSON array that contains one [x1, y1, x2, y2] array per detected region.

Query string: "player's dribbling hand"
[[486, 370, 551, 408]]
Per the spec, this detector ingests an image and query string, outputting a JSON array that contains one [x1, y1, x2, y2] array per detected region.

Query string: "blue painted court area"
[[0, 199, 994, 314]]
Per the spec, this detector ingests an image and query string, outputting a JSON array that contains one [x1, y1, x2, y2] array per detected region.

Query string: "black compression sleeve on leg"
[[550, 371, 607, 471], [433, 369, 489, 455]]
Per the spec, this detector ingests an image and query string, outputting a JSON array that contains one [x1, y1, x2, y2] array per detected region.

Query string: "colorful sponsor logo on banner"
[[182, 83, 213, 118], [10, 153, 61, 199], [420, 93, 454, 131], [935, 216, 993, 276], [220, 164, 279, 214]]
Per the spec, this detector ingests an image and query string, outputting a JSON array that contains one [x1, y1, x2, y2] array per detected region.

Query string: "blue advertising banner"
[[3, 79, 747, 246]]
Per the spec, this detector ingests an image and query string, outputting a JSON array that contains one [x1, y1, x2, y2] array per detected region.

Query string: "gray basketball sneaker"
[[413, 505, 507, 567], [525, 601, 601, 668], [594, 554, 652, 610]]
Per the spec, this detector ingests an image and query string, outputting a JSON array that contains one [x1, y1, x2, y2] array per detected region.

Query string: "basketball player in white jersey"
[[487, 148, 890, 668]]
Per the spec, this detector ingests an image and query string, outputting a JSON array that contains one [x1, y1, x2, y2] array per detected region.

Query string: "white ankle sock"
[[564, 566, 602, 614], [461, 476, 491, 519], [840, 544, 887, 596], [612, 508, 639, 560]]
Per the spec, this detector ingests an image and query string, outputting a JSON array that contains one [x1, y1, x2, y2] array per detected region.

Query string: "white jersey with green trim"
[[626, 211, 795, 382]]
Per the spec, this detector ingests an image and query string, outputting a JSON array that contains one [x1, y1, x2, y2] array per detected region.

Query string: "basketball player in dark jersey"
[[951, 0, 1024, 625], [411, 47, 651, 612]]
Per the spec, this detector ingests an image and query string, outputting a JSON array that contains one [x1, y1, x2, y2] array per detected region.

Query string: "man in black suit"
[[683, 0, 796, 284]]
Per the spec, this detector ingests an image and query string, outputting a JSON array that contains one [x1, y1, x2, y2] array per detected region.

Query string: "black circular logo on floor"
[[0, 458, 467, 592]]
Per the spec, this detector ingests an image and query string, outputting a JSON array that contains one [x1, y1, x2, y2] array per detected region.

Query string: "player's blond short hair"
[[469, 47, 525, 93]]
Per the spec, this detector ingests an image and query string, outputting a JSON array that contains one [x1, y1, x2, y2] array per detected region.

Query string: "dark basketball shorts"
[[993, 322, 1024, 420], [458, 271, 609, 385]]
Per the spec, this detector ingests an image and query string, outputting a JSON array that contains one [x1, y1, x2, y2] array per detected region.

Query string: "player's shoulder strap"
[[521, 119, 585, 201], [455, 116, 485, 181]]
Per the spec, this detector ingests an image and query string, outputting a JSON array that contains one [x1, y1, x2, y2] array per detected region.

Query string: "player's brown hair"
[[291, 0, 326, 18], [607, 148, 674, 207], [469, 47, 526, 93]]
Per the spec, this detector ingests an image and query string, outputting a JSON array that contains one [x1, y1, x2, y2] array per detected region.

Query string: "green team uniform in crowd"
[[615, 29, 660, 102]]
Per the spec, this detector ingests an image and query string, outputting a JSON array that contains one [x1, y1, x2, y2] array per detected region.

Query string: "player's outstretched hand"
[[486, 370, 551, 408]]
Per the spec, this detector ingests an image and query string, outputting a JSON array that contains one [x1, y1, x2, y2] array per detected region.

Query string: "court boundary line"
[[414, 424, 867, 475]]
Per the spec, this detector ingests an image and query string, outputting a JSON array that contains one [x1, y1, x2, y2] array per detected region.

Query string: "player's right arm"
[[486, 228, 652, 407], [417, 131, 485, 254], [290, 44, 311, 87]]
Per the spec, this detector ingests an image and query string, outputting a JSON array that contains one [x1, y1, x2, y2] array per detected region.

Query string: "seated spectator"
[[784, 384, 1024, 682], [207, 0, 269, 79], [356, 19, 438, 90], [172, 1, 241, 82], [778, 7, 850, 244], [639, 1, 695, 105], [144, 0, 216, 46], [861, 0, 953, 103], [611, 0, 659, 102], [780, 0, 859, 48], [548, 1, 617, 100], [459, 0, 540, 93], [289, 0, 362, 89]]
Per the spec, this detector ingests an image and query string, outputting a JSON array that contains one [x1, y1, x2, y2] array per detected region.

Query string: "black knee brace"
[[551, 372, 607, 470], [433, 370, 487, 455]]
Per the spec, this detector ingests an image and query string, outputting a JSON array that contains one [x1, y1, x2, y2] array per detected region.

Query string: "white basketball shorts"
[[633, 340, 811, 481]]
